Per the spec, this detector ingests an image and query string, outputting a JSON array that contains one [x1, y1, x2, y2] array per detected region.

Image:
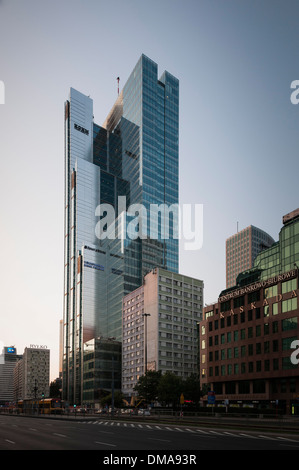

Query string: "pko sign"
[[30, 344, 48, 349], [0, 81, 4, 105]]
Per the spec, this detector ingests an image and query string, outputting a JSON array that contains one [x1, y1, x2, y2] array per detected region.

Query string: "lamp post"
[[107, 337, 116, 418], [142, 313, 151, 406]]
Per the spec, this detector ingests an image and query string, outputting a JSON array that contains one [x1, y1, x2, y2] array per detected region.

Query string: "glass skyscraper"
[[63, 55, 179, 405]]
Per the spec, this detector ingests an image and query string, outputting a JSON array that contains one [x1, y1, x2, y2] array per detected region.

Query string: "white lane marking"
[[224, 431, 241, 437], [148, 438, 171, 443], [53, 433, 67, 438], [95, 441, 116, 447], [5, 439, 15, 444]]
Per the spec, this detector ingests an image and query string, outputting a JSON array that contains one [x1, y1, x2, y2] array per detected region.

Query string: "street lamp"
[[142, 313, 151, 405], [106, 337, 116, 418]]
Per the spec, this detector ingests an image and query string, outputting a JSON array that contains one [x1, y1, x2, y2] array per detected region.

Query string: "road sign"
[[208, 391, 215, 404]]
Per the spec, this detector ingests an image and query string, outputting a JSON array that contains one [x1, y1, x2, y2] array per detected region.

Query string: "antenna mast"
[[117, 77, 120, 95]]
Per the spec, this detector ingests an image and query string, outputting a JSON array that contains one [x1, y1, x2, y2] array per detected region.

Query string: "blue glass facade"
[[63, 55, 179, 405]]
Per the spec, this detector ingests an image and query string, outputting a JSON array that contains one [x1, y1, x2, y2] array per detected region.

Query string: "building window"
[[264, 305, 269, 317], [282, 278, 297, 295], [282, 317, 298, 331], [256, 325, 261, 337], [264, 285, 278, 299], [282, 298, 297, 314]]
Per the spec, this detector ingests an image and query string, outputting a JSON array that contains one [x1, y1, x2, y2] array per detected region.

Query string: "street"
[[0, 414, 298, 452]]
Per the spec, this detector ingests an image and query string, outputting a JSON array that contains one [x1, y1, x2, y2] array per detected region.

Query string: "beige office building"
[[13, 347, 50, 401], [122, 268, 203, 399]]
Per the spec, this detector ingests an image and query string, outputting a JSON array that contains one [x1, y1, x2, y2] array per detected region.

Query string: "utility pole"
[[33, 379, 38, 414]]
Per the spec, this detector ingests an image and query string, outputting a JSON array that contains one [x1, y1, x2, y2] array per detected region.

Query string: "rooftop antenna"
[[237, 221, 239, 233], [117, 77, 120, 95]]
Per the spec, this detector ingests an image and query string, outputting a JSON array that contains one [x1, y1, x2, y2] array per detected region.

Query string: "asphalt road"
[[0, 414, 298, 453]]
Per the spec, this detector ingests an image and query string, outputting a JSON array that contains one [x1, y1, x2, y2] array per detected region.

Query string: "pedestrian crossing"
[[77, 419, 298, 442]]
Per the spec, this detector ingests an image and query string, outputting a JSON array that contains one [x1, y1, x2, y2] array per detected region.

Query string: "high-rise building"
[[122, 267, 203, 400], [0, 347, 22, 406], [226, 225, 275, 288], [63, 55, 179, 405], [200, 209, 299, 414], [13, 347, 50, 401]]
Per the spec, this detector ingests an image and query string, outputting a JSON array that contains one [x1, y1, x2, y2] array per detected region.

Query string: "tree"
[[133, 370, 162, 403], [157, 372, 183, 408], [182, 373, 201, 403], [100, 390, 124, 408], [49, 378, 62, 398]]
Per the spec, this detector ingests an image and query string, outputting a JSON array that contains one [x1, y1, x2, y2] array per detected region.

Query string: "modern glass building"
[[63, 55, 179, 406]]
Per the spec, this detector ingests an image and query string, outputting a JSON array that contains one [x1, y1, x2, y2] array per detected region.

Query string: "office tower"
[[122, 268, 203, 400], [63, 55, 179, 405], [0, 347, 22, 406], [13, 347, 50, 401], [226, 225, 275, 288], [201, 208, 299, 414]]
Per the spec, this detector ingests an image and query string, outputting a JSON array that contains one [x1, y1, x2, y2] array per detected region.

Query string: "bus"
[[17, 398, 63, 415]]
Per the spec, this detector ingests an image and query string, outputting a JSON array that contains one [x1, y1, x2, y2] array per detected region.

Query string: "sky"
[[0, 0, 298, 381]]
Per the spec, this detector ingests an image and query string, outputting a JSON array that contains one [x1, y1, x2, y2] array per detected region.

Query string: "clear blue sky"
[[0, 0, 298, 380]]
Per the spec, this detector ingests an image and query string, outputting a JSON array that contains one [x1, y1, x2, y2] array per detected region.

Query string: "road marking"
[[277, 436, 296, 441], [148, 438, 171, 443], [29, 428, 37, 431], [175, 427, 183, 432], [5, 439, 15, 445], [239, 433, 258, 439], [185, 428, 196, 433], [53, 433, 67, 438], [258, 435, 277, 440], [95, 441, 116, 447], [196, 429, 209, 434]]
